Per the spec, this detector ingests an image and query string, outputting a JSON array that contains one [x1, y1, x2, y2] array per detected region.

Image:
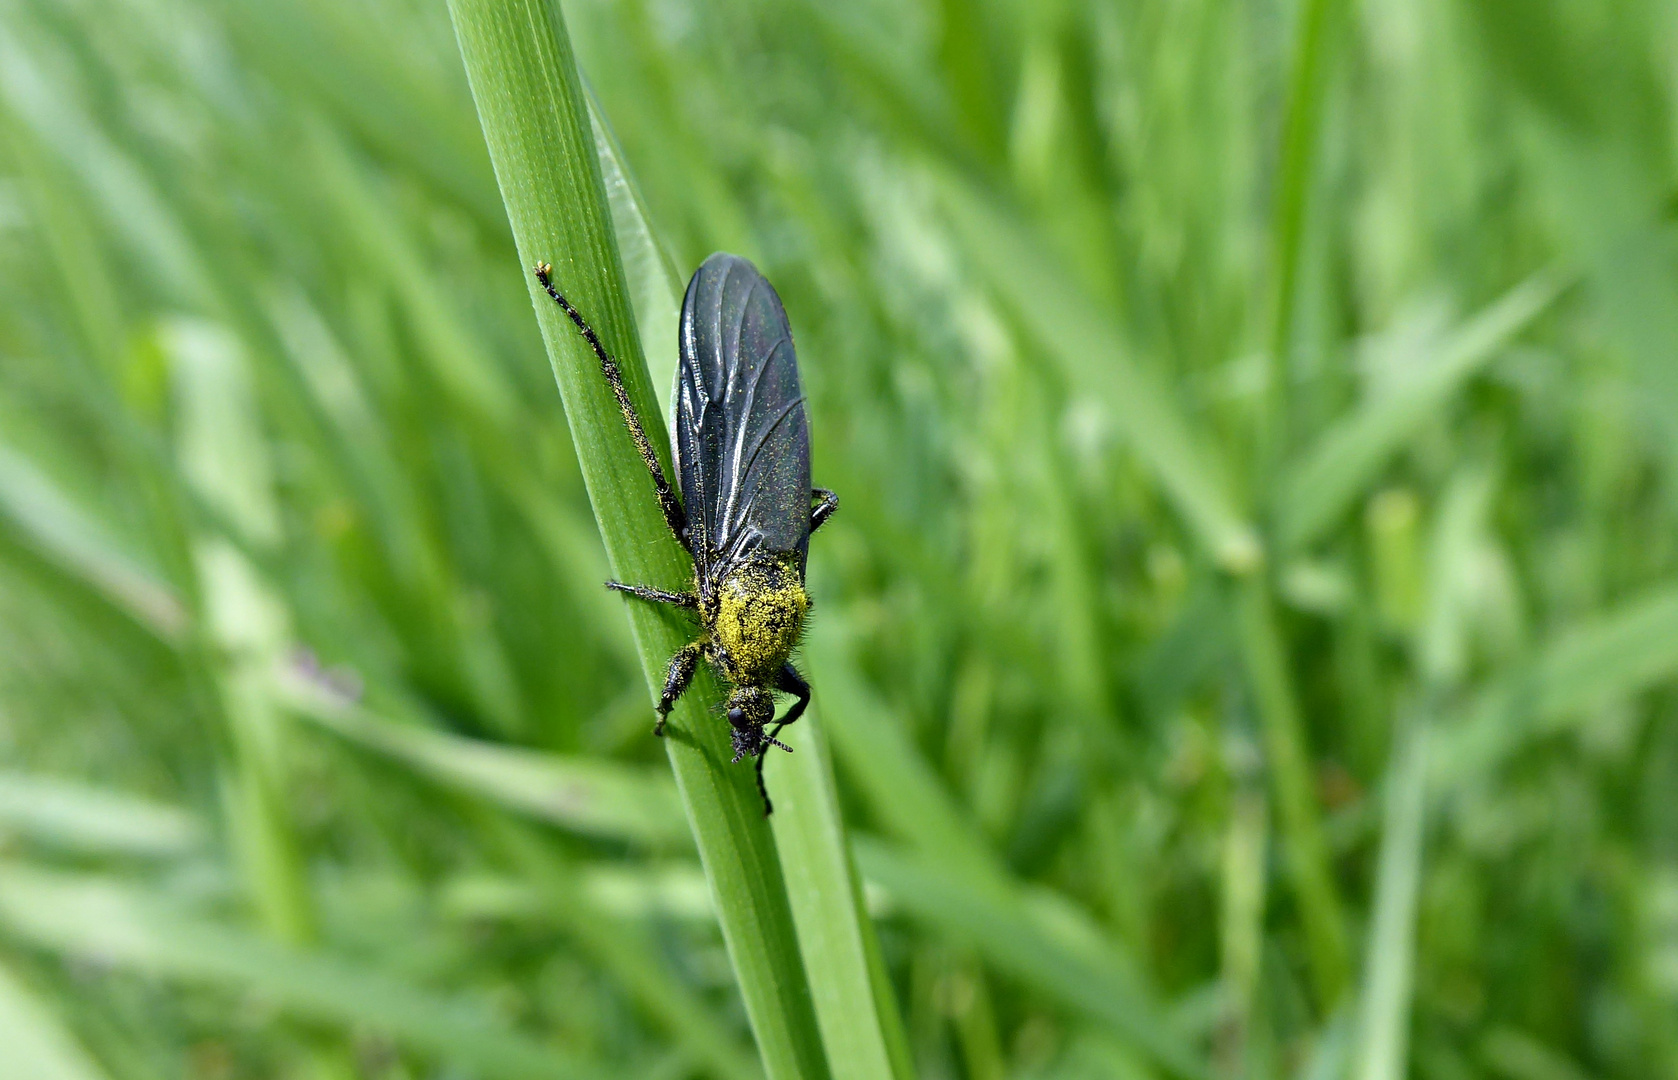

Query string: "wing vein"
[[722, 313, 783, 537], [726, 393, 808, 553]]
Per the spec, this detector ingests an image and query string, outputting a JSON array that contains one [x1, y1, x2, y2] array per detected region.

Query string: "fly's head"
[[725, 686, 785, 761]]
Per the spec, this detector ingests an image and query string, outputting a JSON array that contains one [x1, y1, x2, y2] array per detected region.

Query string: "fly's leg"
[[654, 642, 703, 736], [534, 263, 691, 552], [771, 662, 813, 732], [810, 487, 839, 534], [755, 662, 812, 816], [607, 582, 698, 607]]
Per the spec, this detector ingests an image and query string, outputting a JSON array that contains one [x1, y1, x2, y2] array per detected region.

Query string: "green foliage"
[[0, 0, 1676, 1078]]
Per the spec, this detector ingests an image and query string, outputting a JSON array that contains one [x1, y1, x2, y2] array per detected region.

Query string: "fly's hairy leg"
[[755, 662, 812, 816], [770, 662, 812, 738], [607, 581, 698, 607], [810, 487, 839, 533], [654, 642, 703, 736], [534, 263, 691, 552]]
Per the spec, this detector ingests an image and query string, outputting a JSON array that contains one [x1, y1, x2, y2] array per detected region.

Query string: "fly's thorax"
[[706, 553, 808, 685]]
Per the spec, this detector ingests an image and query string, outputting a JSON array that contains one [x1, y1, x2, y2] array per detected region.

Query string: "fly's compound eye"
[[727, 706, 747, 729]]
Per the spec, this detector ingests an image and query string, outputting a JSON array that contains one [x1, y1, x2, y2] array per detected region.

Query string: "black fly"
[[535, 254, 837, 814]]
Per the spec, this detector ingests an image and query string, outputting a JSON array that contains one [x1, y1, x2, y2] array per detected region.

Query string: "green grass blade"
[[165, 317, 313, 946], [806, 620, 1204, 1078], [0, 864, 600, 1080], [488, 823, 762, 1080], [0, 772, 202, 858], [1298, 1008, 1356, 1080], [767, 712, 906, 1080], [1276, 271, 1567, 553], [281, 667, 690, 849], [219, 0, 503, 226], [304, 126, 520, 427], [441, 864, 715, 924], [586, 87, 682, 422], [0, 959, 112, 1080], [590, 40, 907, 1080], [443, 3, 830, 1077], [1262, 0, 1343, 462], [858, 881, 918, 1080], [1434, 584, 1678, 794], [1, 99, 126, 380], [802, 620, 1001, 882], [0, 444, 187, 641], [1478, 1029, 1597, 1080], [0, 22, 214, 310], [1218, 786, 1269, 1067], [855, 839, 1208, 1080], [1350, 720, 1429, 1080], [1234, 576, 1349, 1008], [935, 174, 1261, 572]]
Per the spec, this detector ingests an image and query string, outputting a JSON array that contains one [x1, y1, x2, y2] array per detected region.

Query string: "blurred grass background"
[[1, 0, 1677, 1077]]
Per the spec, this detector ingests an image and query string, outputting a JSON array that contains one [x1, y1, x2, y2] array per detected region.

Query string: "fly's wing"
[[673, 253, 811, 582]]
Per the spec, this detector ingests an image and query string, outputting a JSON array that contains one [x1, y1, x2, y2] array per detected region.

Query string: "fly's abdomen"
[[712, 554, 809, 685]]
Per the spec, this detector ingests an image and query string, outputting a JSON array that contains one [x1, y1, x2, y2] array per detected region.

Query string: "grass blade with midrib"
[[442, 2, 830, 1077]]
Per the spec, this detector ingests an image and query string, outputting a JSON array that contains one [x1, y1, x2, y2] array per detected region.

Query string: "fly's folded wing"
[[673, 253, 812, 582]]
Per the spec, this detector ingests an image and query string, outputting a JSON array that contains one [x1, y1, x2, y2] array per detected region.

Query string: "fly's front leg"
[[655, 642, 702, 736], [755, 662, 812, 816], [810, 487, 839, 534], [534, 263, 691, 551]]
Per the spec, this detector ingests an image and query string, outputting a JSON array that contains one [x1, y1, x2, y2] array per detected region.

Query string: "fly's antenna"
[[763, 719, 793, 756], [533, 263, 691, 550]]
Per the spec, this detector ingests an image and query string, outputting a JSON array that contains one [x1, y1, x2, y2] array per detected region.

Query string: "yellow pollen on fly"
[[712, 555, 809, 685]]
